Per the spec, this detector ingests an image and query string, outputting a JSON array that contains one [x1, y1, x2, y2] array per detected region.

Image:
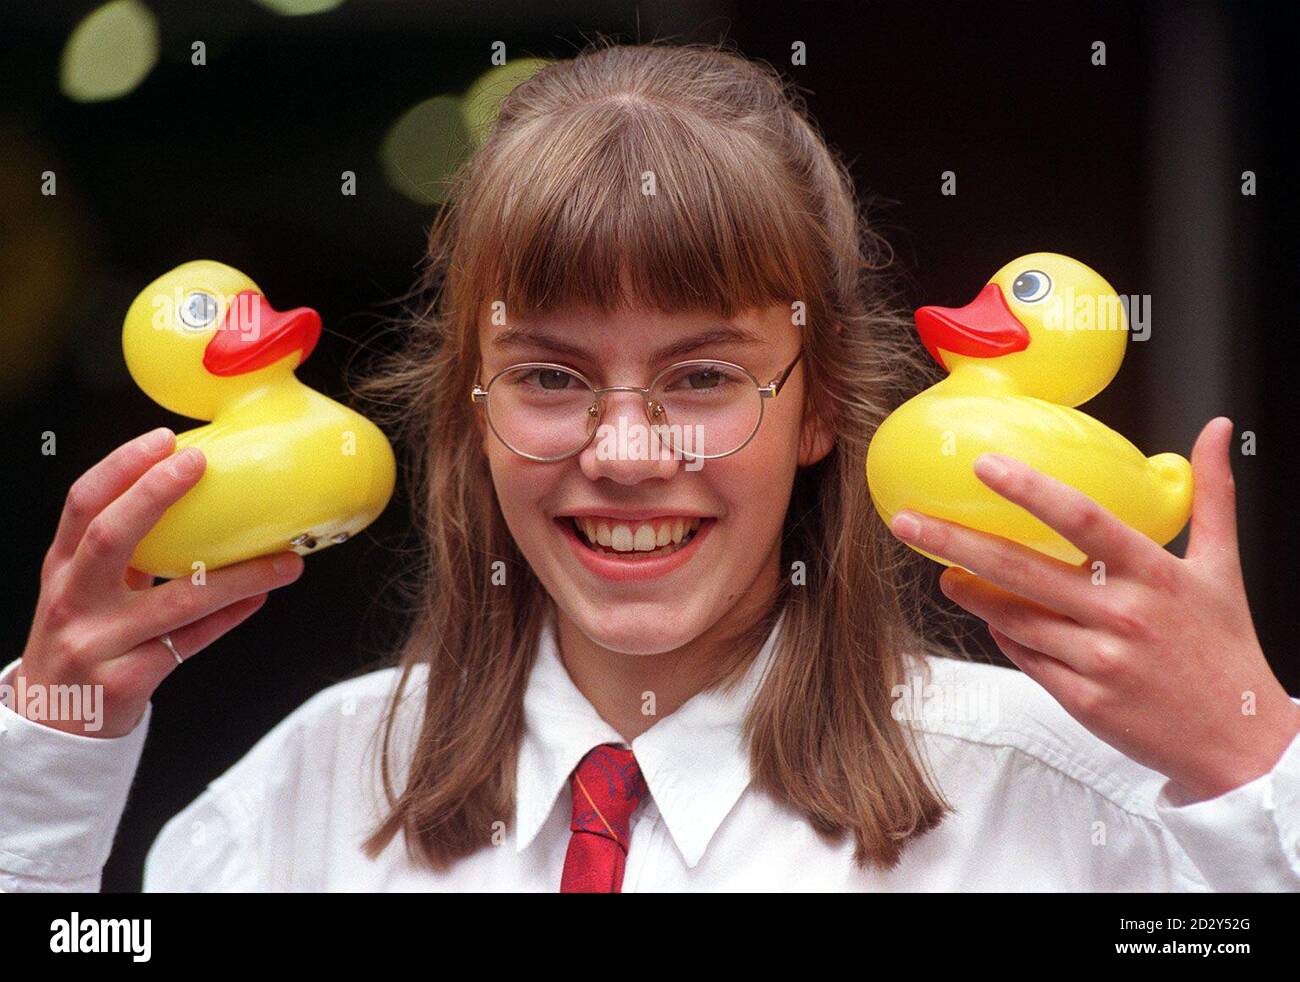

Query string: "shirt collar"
[[515, 608, 784, 868]]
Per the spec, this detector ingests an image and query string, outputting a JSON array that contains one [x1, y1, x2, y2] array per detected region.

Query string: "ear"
[[798, 406, 834, 467]]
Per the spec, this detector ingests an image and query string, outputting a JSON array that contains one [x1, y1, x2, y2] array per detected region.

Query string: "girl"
[[3, 41, 1298, 892]]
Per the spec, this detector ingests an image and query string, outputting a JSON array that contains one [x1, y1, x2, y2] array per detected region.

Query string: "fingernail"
[[146, 427, 174, 451], [274, 552, 304, 577], [170, 447, 202, 477], [974, 454, 1008, 482], [892, 512, 922, 540]]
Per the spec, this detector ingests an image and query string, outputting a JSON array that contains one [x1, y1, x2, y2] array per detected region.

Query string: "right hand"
[[10, 427, 305, 738]]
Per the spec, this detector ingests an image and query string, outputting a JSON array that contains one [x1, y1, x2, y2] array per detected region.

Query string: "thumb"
[[1185, 416, 1241, 572]]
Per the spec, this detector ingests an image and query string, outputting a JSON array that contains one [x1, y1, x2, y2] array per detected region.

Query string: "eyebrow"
[[490, 325, 766, 363]]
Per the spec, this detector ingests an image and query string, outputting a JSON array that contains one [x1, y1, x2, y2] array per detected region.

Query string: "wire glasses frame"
[[471, 349, 804, 463]]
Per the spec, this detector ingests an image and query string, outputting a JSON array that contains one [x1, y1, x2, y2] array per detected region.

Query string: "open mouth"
[[557, 515, 708, 560]]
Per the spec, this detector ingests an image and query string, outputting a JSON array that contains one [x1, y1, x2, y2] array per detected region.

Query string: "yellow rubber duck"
[[123, 260, 396, 579], [866, 252, 1192, 566]]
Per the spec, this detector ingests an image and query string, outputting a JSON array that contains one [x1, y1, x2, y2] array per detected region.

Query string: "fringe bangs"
[[453, 98, 817, 320]]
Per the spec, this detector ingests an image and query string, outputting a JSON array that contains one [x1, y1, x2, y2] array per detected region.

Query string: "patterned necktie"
[[560, 743, 649, 893]]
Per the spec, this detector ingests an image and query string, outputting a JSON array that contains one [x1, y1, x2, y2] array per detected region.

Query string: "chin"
[[558, 597, 710, 656]]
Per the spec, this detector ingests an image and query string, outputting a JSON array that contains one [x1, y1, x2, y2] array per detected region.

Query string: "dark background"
[[1, 0, 1295, 891]]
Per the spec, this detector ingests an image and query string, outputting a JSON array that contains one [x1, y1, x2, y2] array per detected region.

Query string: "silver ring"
[[160, 633, 183, 665]]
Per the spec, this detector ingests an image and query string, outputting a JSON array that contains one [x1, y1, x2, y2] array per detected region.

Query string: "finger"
[[987, 624, 1091, 704], [49, 428, 175, 564], [66, 446, 206, 593], [109, 551, 303, 650], [110, 592, 270, 691], [892, 510, 1102, 625], [972, 453, 1159, 571], [939, 568, 1096, 672], [1185, 417, 1241, 570], [124, 566, 154, 591]]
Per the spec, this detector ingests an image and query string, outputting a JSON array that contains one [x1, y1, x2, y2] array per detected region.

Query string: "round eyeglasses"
[[471, 351, 803, 462]]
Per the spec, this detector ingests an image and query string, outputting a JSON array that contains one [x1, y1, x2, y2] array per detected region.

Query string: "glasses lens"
[[486, 365, 597, 459], [650, 361, 762, 458]]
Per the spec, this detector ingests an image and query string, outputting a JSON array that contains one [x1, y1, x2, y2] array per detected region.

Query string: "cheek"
[[704, 423, 799, 526], [485, 447, 548, 531], [749, 394, 804, 475]]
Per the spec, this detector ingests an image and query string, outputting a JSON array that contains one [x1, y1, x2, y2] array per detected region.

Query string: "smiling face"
[[478, 303, 826, 656]]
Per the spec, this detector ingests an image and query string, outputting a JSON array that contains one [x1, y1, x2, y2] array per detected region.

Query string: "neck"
[[941, 361, 1021, 395], [208, 354, 308, 417], [554, 537, 782, 742]]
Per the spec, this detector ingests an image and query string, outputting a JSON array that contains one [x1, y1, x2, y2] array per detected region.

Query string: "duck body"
[[866, 253, 1192, 566], [132, 380, 395, 578], [867, 374, 1192, 566], [123, 260, 396, 579]]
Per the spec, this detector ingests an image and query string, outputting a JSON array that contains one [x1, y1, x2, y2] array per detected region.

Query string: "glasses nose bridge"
[[590, 383, 658, 425]]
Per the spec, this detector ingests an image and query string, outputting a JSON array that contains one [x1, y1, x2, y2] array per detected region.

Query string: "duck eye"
[[178, 291, 219, 329], [1011, 270, 1052, 303]]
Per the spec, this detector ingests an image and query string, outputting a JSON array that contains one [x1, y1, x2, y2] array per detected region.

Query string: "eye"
[[534, 368, 577, 390], [683, 369, 722, 390], [658, 362, 746, 395], [1011, 270, 1052, 303], [178, 291, 220, 329], [511, 367, 583, 392]]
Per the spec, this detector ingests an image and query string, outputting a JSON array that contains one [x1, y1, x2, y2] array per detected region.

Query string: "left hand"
[[889, 416, 1300, 803]]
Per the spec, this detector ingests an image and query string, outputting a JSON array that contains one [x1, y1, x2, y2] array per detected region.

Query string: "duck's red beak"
[[202, 291, 321, 377], [914, 283, 1031, 371]]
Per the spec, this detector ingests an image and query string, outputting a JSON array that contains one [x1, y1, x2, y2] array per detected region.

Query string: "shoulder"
[[144, 663, 428, 890], [898, 652, 1169, 822], [260, 663, 421, 746], [207, 662, 427, 800]]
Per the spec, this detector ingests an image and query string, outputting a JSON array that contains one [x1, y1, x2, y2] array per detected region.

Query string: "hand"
[[11, 428, 305, 738], [889, 417, 1300, 803]]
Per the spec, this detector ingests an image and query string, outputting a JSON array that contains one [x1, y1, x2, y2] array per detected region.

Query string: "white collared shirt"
[[2, 612, 1298, 891]]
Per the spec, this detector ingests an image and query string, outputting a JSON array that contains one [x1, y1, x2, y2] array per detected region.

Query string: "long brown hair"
[[354, 39, 966, 869]]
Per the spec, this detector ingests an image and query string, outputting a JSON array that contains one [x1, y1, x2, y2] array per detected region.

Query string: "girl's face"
[[478, 304, 831, 656]]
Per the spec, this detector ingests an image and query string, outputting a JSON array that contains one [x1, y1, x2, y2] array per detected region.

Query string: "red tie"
[[560, 744, 649, 893]]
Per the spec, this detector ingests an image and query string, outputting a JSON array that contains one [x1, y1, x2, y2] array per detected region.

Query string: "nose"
[[577, 389, 682, 484]]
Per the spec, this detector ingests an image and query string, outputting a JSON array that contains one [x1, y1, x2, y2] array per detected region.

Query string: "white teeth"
[[571, 516, 705, 554]]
